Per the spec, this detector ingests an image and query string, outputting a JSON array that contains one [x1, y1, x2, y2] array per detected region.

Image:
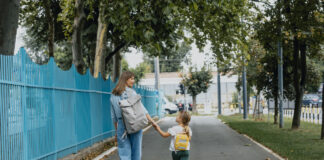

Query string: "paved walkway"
[[105, 116, 279, 160]]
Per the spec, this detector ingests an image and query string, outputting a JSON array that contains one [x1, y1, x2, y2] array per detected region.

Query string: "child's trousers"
[[172, 150, 189, 160]]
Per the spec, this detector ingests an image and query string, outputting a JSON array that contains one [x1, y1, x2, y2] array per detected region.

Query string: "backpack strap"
[[119, 88, 139, 140], [126, 88, 135, 98], [118, 89, 134, 140]]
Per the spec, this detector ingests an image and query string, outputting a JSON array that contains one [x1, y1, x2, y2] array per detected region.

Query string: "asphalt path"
[[105, 116, 279, 160]]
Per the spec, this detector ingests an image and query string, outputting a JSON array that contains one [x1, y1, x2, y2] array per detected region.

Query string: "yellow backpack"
[[174, 133, 189, 151]]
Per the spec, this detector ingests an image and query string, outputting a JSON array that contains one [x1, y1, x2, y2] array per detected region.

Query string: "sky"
[[124, 42, 216, 70]]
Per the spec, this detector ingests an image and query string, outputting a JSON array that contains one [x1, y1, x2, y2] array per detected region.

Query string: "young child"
[[152, 111, 192, 160]]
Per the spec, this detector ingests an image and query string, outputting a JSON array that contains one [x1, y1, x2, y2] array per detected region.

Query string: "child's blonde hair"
[[179, 111, 191, 137]]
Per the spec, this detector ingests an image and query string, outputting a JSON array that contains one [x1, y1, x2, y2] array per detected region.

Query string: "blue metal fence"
[[0, 48, 161, 160]]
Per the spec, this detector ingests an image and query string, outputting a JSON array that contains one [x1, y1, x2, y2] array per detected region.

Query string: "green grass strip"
[[218, 114, 324, 160]]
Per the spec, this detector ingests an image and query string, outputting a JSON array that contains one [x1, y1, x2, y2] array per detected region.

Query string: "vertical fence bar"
[[0, 62, 3, 160], [19, 49, 27, 160]]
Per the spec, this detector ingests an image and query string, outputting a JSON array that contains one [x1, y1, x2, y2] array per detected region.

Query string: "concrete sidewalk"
[[104, 116, 280, 160]]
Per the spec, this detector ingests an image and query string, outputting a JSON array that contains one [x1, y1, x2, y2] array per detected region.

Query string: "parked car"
[[303, 94, 321, 106], [174, 99, 192, 111], [188, 103, 193, 111], [174, 100, 183, 111], [162, 97, 178, 114]]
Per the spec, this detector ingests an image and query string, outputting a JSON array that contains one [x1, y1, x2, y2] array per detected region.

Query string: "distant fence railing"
[[268, 104, 323, 125], [0, 48, 162, 160]]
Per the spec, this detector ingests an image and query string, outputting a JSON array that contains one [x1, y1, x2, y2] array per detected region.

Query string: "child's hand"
[[153, 125, 160, 130]]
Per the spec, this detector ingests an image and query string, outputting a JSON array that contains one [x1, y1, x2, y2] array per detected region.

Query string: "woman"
[[110, 71, 155, 160]]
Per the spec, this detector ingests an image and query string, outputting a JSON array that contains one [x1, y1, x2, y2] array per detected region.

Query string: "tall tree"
[[60, 0, 191, 77], [58, 0, 99, 73], [0, 0, 20, 55], [20, 0, 63, 58], [93, 0, 107, 78], [43, 0, 55, 57], [255, 0, 323, 129], [183, 0, 252, 66], [111, 52, 121, 82], [281, 0, 324, 129], [181, 66, 213, 114], [71, 0, 86, 73]]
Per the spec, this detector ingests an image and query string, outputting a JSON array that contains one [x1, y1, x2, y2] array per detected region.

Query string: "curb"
[[241, 134, 286, 160], [92, 118, 164, 160], [92, 147, 117, 160], [218, 118, 286, 160]]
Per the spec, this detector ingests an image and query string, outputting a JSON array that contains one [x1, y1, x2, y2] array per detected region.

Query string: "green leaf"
[[193, 2, 198, 11]]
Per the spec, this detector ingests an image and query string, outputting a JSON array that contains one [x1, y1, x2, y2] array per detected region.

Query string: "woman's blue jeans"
[[117, 119, 143, 160]]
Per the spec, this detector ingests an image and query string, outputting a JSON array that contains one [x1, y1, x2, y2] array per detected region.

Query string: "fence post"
[[20, 49, 28, 160]]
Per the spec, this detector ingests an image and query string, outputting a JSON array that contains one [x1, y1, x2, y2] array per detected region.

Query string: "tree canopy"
[[17, 0, 253, 78]]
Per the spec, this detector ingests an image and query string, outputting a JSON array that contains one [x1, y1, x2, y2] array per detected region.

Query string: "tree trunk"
[[258, 93, 261, 119], [94, 2, 108, 78], [274, 95, 278, 124], [112, 51, 121, 82], [0, 0, 20, 55], [292, 36, 302, 129], [247, 88, 250, 114], [321, 83, 324, 139], [72, 0, 86, 73], [43, 0, 54, 57], [238, 90, 242, 114], [192, 95, 197, 114], [88, 52, 94, 75], [104, 42, 127, 65]]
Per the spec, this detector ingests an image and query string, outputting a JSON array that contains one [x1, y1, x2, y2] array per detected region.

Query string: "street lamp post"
[[278, 36, 284, 128], [242, 57, 248, 119], [277, 0, 284, 128], [217, 69, 222, 115], [240, 14, 248, 120], [154, 57, 160, 90]]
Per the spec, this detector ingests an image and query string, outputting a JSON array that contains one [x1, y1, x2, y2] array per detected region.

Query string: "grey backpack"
[[119, 90, 148, 135]]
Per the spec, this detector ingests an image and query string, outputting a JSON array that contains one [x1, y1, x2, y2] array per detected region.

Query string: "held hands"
[[151, 121, 160, 130]]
